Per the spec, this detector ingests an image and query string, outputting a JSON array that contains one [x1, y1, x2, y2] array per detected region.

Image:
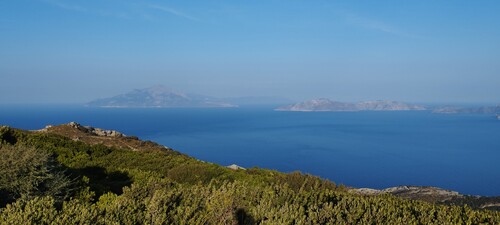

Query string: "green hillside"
[[0, 124, 499, 224]]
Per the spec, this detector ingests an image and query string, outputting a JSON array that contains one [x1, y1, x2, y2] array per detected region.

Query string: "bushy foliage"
[[0, 145, 73, 205], [0, 126, 499, 224], [1, 179, 499, 224]]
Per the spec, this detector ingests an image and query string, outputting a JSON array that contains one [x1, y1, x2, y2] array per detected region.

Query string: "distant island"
[[276, 98, 427, 112], [87, 85, 237, 108], [432, 105, 500, 114]]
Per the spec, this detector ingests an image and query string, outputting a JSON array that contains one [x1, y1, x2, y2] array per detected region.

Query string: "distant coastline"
[[276, 99, 500, 120], [275, 98, 427, 112]]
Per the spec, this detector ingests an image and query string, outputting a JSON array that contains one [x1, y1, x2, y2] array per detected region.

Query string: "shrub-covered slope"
[[0, 124, 499, 224]]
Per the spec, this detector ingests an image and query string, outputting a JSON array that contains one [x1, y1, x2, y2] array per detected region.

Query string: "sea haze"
[[1, 105, 499, 196]]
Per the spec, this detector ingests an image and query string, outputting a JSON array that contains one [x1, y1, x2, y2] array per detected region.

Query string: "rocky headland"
[[351, 186, 500, 211], [36, 122, 174, 152]]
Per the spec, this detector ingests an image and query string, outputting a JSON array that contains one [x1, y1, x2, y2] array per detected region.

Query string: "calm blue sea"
[[1, 105, 499, 196]]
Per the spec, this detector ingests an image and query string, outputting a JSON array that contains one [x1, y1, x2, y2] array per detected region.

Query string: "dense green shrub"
[[0, 127, 499, 224], [0, 145, 72, 205]]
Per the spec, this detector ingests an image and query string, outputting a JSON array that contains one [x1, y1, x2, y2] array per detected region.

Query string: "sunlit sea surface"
[[1, 105, 499, 196]]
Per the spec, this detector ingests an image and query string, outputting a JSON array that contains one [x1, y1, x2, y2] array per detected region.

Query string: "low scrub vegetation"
[[0, 126, 499, 224]]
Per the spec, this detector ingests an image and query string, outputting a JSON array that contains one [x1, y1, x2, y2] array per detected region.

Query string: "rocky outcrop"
[[276, 99, 426, 112], [351, 185, 500, 210], [384, 186, 461, 202], [67, 122, 124, 137], [352, 186, 461, 202], [226, 164, 245, 170], [36, 122, 178, 153]]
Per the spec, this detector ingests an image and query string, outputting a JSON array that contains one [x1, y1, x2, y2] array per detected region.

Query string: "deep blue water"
[[1, 105, 499, 196]]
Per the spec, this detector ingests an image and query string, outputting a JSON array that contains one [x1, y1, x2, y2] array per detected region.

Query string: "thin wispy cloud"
[[40, 0, 130, 19], [42, 0, 88, 13], [40, 0, 201, 22], [341, 12, 425, 39], [147, 4, 201, 22]]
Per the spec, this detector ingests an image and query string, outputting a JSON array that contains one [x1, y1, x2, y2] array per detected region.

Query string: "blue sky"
[[1, 0, 499, 104]]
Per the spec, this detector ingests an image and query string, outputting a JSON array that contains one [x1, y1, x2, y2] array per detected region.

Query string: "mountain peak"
[[87, 86, 237, 108], [142, 85, 177, 94]]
